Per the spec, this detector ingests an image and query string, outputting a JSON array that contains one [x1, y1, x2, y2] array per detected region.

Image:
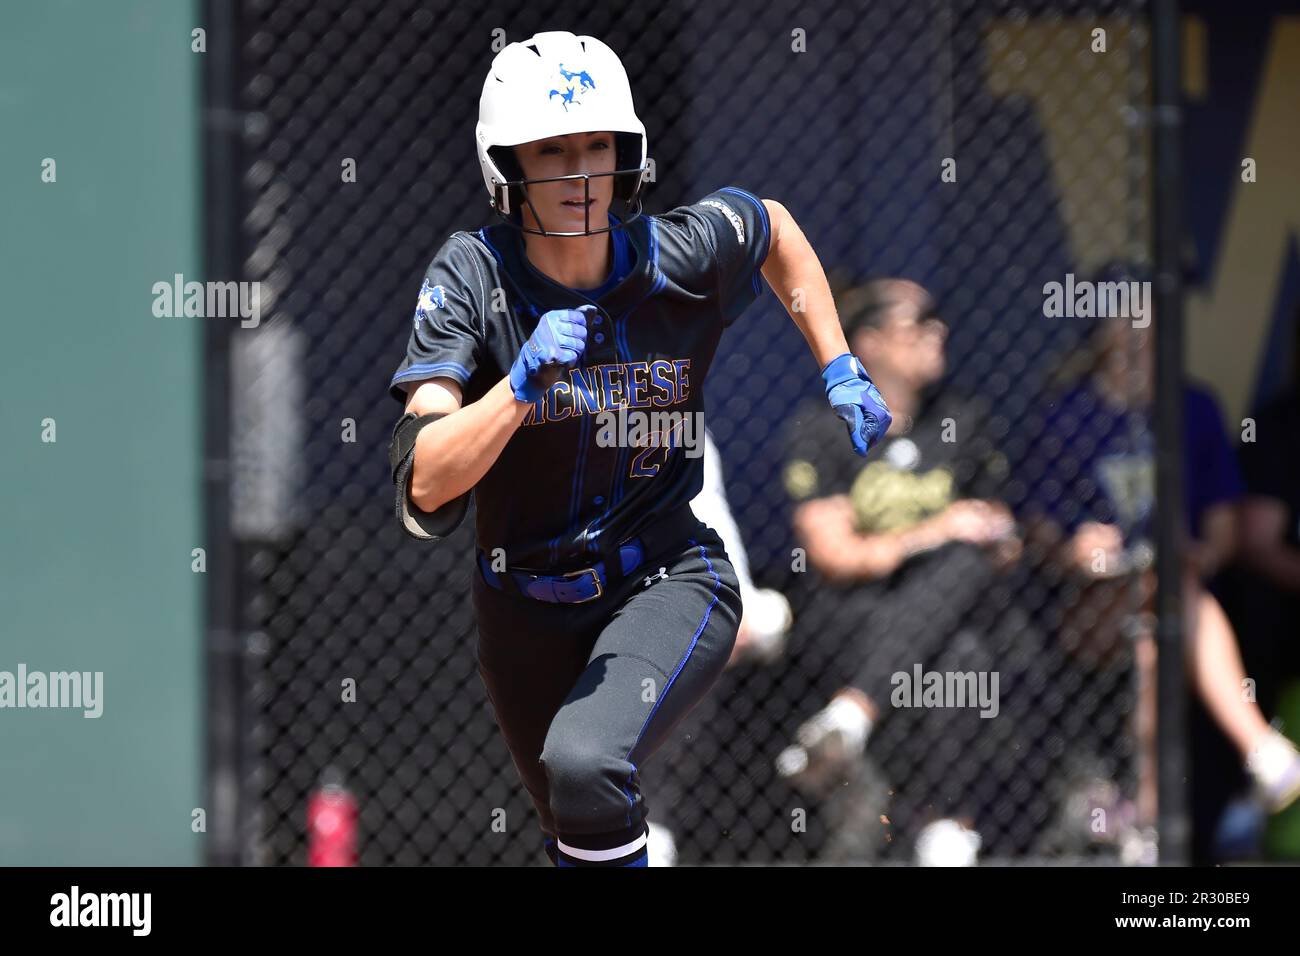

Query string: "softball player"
[[386, 30, 891, 867]]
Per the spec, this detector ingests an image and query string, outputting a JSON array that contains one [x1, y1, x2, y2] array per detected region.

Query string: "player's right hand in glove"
[[820, 352, 892, 456], [509, 304, 595, 402]]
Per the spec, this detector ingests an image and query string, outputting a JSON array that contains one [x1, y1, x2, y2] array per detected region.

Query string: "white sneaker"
[[775, 696, 871, 795], [915, 819, 982, 867], [646, 821, 677, 867], [1119, 825, 1159, 866], [1246, 731, 1300, 814]]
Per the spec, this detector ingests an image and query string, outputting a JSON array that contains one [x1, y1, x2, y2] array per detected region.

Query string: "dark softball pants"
[[471, 508, 741, 866]]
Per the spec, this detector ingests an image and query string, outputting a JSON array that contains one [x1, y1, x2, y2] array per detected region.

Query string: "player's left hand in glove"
[[820, 352, 892, 456]]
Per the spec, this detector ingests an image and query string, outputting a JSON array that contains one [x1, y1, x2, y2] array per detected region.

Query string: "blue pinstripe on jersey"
[[585, 219, 663, 554]]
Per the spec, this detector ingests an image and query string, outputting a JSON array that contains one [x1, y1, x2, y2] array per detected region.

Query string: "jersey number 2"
[[627, 422, 686, 478]]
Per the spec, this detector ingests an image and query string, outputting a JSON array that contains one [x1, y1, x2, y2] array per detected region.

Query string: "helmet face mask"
[[492, 168, 648, 238], [489, 136, 647, 237], [477, 32, 649, 237]]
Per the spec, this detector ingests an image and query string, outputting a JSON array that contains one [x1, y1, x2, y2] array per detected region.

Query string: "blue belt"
[[477, 540, 647, 604]]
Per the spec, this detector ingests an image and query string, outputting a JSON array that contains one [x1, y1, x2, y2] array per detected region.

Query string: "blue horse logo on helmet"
[[548, 63, 596, 112]]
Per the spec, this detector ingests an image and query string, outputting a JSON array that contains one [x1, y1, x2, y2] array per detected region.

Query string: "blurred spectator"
[[1019, 283, 1300, 860], [1229, 308, 1300, 858], [1238, 309, 1300, 709], [775, 278, 1039, 860]]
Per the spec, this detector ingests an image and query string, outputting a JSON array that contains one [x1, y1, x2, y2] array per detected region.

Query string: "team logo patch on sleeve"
[[700, 199, 745, 245], [414, 278, 447, 327]]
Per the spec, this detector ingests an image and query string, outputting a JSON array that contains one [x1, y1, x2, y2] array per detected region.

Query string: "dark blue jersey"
[[389, 186, 772, 567]]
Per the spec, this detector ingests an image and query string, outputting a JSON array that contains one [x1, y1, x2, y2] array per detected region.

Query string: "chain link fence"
[[218, 0, 1160, 865]]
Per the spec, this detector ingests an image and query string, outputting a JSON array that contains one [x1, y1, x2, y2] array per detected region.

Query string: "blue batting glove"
[[821, 352, 893, 456], [509, 305, 595, 402]]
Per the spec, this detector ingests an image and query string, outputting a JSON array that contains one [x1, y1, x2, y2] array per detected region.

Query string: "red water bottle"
[[307, 768, 357, 867]]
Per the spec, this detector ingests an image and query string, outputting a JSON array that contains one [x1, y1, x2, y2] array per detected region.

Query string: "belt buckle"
[[557, 566, 603, 603]]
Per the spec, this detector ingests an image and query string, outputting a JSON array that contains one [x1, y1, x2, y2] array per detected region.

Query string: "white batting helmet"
[[476, 31, 649, 236]]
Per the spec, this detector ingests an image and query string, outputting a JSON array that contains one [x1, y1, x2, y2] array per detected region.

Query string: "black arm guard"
[[389, 411, 471, 541]]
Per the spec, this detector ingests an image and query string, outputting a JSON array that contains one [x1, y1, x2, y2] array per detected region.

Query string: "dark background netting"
[[224, 0, 1154, 865]]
